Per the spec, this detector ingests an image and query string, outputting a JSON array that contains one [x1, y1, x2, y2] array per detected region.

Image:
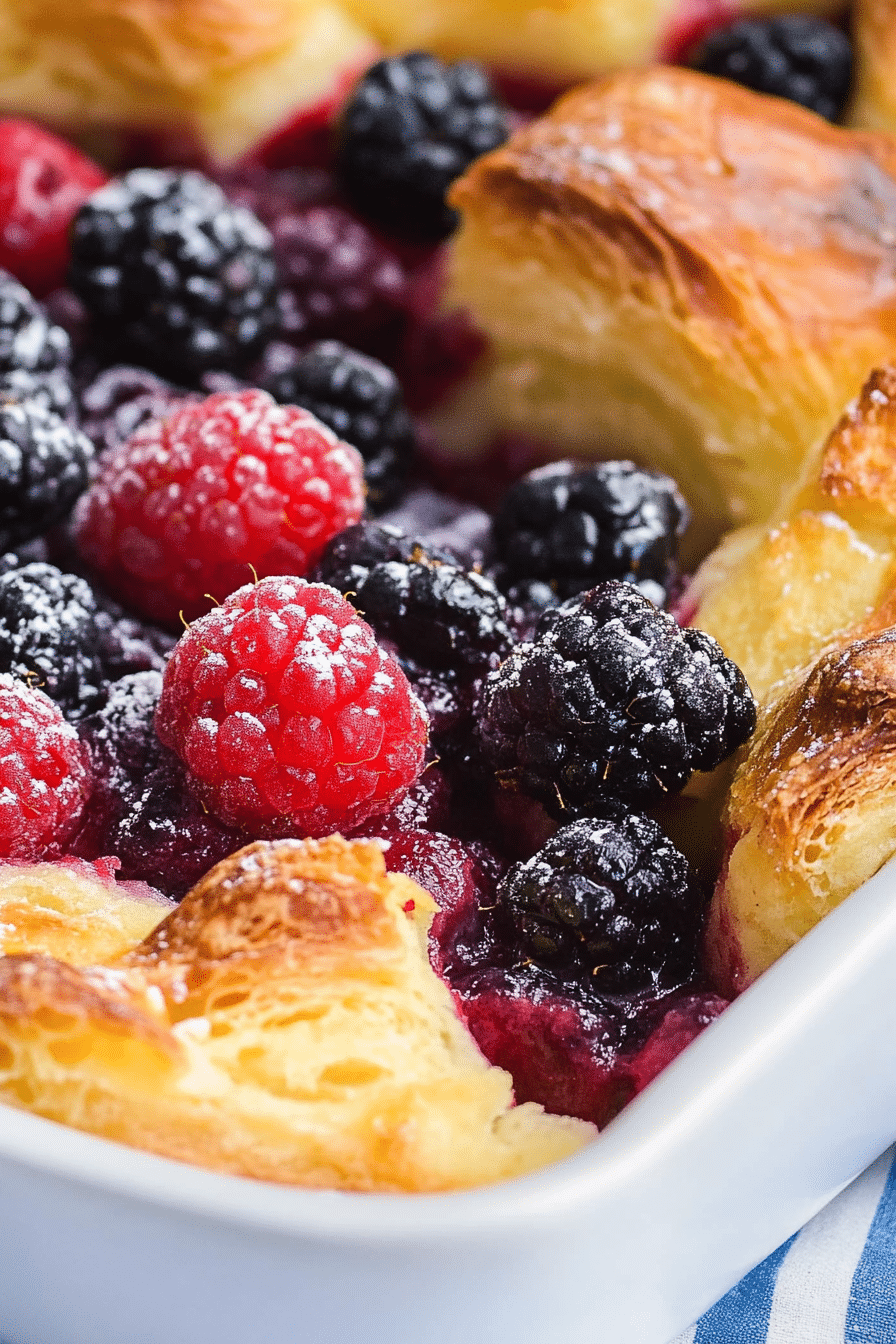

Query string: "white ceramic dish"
[[2, 854, 896, 1344]]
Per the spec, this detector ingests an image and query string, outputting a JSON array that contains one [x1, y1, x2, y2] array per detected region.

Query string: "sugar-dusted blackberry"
[[74, 672, 245, 899], [265, 341, 415, 512], [336, 52, 509, 242], [0, 269, 74, 419], [690, 16, 852, 121], [311, 521, 513, 673], [0, 398, 94, 551], [78, 364, 194, 456], [497, 814, 703, 992], [478, 580, 756, 816], [0, 562, 106, 719], [68, 169, 280, 375], [492, 460, 689, 609]]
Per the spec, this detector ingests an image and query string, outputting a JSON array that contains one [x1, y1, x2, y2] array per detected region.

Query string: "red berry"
[[0, 120, 107, 296], [155, 576, 429, 836], [73, 388, 365, 626], [0, 673, 90, 861]]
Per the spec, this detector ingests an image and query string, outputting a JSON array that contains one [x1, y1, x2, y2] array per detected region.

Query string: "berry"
[[265, 341, 415, 512], [691, 15, 853, 121], [78, 364, 195, 456], [478, 580, 756, 816], [492, 460, 689, 610], [0, 398, 95, 551], [74, 672, 245, 899], [312, 522, 513, 674], [497, 814, 703, 992], [0, 270, 74, 420], [155, 575, 429, 836], [73, 388, 365, 627], [337, 52, 509, 242], [0, 121, 107, 297], [68, 169, 280, 374], [0, 672, 90, 861]]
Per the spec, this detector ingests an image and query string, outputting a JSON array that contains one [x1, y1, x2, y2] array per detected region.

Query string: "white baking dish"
[[1, 853, 896, 1344]]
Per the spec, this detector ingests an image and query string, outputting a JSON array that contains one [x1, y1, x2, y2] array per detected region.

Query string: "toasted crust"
[[848, 0, 896, 135], [706, 629, 896, 993], [441, 68, 896, 545], [0, 837, 594, 1191]]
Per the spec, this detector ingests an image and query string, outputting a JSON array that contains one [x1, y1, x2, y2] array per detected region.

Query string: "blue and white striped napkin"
[[671, 1148, 896, 1343]]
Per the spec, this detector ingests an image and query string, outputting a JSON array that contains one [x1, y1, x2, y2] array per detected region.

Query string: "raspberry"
[[0, 270, 75, 420], [492, 460, 689, 611], [0, 398, 95, 551], [73, 388, 365, 626], [155, 575, 429, 836], [0, 121, 107, 297], [691, 15, 853, 121], [478, 581, 756, 816], [74, 672, 245, 899], [265, 341, 415, 513], [68, 169, 280, 375], [337, 53, 509, 242], [497, 814, 703, 992], [0, 672, 90, 861]]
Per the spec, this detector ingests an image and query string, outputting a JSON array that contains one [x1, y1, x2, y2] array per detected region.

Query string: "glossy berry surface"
[[155, 576, 429, 836], [0, 399, 95, 551], [0, 120, 107, 297], [497, 814, 703, 992], [265, 341, 415, 512], [691, 15, 852, 121], [478, 580, 756, 816], [312, 522, 513, 674], [74, 672, 245, 899], [68, 169, 280, 374], [337, 52, 509, 241], [0, 672, 90, 861], [0, 270, 74, 420], [492, 460, 689, 609], [73, 388, 365, 627]]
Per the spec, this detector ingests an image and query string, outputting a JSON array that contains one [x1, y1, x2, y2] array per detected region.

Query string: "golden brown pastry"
[[847, 0, 896, 135], [706, 629, 896, 995], [440, 67, 896, 550], [0, 836, 594, 1191], [0, 0, 377, 162]]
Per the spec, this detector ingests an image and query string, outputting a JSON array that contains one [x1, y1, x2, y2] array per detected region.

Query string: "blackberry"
[[337, 52, 509, 241], [0, 562, 171, 720], [492, 460, 689, 610], [78, 364, 194, 456], [265, 341, 415, 512], [68, 169, 280, 375], [74, 672, 244, 899], [0, 398, 95, 550], [0, 270, 74, 419], [478, 580, 756, 816], [311, 521, 513, 673], [691, 16, 852, 122], [497, 814, 703, 992]]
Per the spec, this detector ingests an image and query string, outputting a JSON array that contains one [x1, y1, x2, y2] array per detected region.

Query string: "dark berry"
[[492, 460, 689, 610], [0, 270, 74, 419], [311, 521, 513, 674], [73, 672, 245, 899], [78, 364, 195, 456], [68, 169, 280, 375], [337, 52, 509, 242], [478, 580, 756, 816], [265, 341, 415, 512], [0, 398, 94, 551], [691, 16, 853, 121], [0, 562, 106, 719], [497, 814, 703, 992]]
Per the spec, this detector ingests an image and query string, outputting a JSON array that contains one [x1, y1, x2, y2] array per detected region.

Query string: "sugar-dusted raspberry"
[[155, 576, 429, 836], [0, 672, 90, 861], [0, 121, 107, 297], [73, 388, 365, 627]]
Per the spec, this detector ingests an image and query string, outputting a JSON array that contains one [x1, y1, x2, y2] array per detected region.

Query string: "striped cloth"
[[671, 1148, 896, 1344]]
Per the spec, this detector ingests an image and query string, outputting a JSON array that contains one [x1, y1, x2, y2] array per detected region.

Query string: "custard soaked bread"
[[0, 837, 593, 1190], [441, 68, 896, 545]]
